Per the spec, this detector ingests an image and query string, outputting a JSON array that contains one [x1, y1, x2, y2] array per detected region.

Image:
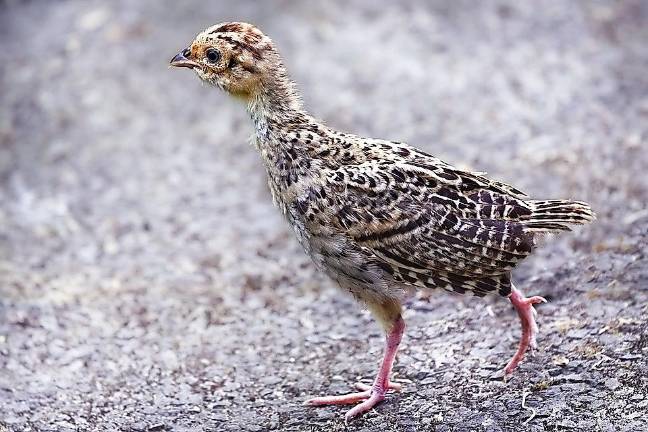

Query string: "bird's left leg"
[[504, 285, 547, 375], [304, 298, 405, 421]]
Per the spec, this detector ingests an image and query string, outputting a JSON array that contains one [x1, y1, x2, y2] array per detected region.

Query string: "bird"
[[170, 22, 595, 421]]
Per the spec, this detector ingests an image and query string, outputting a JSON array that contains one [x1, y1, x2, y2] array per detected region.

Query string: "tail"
[[521, 200, 596, 232]]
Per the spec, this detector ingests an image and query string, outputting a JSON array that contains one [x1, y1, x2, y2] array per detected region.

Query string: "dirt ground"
[[1, 1, 647, 431]]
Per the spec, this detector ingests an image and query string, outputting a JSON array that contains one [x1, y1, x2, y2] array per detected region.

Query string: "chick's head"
[[170, 22, 281, 100]]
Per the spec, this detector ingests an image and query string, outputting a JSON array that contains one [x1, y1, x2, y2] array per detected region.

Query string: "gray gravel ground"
[[1, 1, 647, 431]]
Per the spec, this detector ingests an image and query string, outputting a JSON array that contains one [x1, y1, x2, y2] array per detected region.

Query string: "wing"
[[314, 143, 540, 297]]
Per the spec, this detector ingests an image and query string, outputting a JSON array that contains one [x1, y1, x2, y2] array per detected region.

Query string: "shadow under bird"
[[170, 22, 595, 422]]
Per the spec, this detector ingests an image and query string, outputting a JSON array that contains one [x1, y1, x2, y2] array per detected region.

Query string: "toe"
[[344, 393, 385, 422], [353, 382, 403, 392], [354, 382, 372, 391], [529, 296, 547, 304], [354, 381, 402, 392], [304, 390, 370, 406]]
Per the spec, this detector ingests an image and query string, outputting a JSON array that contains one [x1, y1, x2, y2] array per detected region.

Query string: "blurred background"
[[1, 1, 647, 431]]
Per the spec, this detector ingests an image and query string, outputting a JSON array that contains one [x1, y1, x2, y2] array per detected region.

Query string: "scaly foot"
[[304, 381, 401, 406], [304, 382, 402, 422]]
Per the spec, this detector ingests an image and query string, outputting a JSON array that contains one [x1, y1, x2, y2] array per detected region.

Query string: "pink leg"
[[504, 286, 547, 375], [304, 315, 405, 422]]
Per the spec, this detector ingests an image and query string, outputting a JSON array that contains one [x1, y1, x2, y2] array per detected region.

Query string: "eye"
[[182, 48, 191, 57], [205, 48, 221, 63]]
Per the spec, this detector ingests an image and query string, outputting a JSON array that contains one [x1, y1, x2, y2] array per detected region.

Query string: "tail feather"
[[521, 200, 595, 232]]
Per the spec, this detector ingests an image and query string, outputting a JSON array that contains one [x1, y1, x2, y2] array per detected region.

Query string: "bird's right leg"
[[304, 298, 404, 421]]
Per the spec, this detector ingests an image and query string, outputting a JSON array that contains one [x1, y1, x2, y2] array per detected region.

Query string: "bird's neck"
[[246, 72, 310, 148]]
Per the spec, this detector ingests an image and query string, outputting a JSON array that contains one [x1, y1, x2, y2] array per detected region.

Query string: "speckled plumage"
[[257, 118, 595, 305], [171, 22, 595, 421]]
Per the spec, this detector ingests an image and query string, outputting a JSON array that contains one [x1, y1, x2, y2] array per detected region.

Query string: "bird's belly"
[[266, 175, 410, 302], [291, 223, 411, 302]]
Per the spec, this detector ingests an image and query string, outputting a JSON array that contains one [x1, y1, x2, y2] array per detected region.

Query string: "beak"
[[170, 50, 199, 69]]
